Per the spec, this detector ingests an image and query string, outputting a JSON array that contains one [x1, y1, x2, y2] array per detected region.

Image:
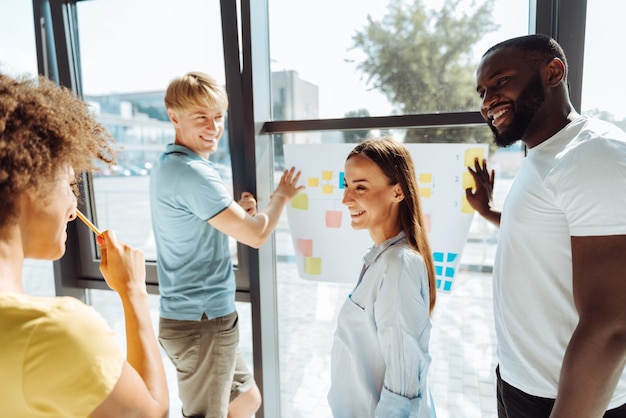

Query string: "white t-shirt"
[[494, 115, 626, 408]]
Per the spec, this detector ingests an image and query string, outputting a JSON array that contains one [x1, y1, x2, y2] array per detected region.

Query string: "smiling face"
[[20, 166, 78, 260], [476, 47, 547, 148], [342, 154, 404, 245], [168, 104, 226, 159]]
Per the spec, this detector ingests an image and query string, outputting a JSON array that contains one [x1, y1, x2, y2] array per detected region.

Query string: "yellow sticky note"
[[420, 188, 432, 198], [462, 171, 475, 190], [461, 194, 474, 214], [419, 173, 432, 184], [322, 184, 334, 194], [464, 147, 485, 167], [305, 257, 322, 275], [308, 177, 319, 187], [321, 170, 333, 180], [291, 193, 309, 210]]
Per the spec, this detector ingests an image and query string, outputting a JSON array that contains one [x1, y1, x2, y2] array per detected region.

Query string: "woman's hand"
[[98, 230, 146, 295]]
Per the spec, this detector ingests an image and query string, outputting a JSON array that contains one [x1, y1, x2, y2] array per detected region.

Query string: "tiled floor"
[[21, 225, 499, 418]]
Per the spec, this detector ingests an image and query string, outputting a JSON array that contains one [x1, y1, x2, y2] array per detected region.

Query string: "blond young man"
[[150, 72, 304, 418]]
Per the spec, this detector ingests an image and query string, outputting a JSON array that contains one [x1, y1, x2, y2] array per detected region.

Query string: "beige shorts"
[[159, 311, 255, 418]]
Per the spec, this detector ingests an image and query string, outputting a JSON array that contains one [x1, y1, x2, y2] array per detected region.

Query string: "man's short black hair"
[[484, 34, 568, 79]]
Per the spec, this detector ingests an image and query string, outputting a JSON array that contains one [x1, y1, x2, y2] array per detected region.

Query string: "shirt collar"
[[363, 230, 406, 268], [164, 143, 207, 162]]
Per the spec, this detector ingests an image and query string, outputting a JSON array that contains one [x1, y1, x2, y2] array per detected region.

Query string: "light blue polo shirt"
[[149, 144, 235, 320]]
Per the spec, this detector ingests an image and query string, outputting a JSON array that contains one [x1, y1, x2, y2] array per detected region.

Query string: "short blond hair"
[[164, 72, 228, 112]]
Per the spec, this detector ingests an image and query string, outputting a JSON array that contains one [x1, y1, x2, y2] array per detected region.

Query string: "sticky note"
[[419, 173, 432, 184], [423, 213, 432, 233], [462, 171, 474, 190], [322, 184, 334, 194], [305, 257, 322, 275], [321, 170, 333, 180], [325, 210, 342, 228], [461, 194, 474, 214], [464, 147, 485, 167], [297, 239, 313, 257], [292, 193, 309, 210], [420, 188, 432, 198], [308, 177, 319, 187]]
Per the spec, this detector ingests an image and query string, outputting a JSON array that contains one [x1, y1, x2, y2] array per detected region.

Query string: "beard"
[[490, 74, 546, 147]]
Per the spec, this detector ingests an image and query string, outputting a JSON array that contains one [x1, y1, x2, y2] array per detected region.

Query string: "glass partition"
[[581, 0, 626, 130], [75, 0, 232, 259], [1, 0, 55, 297], [0, 0, 38, 78], [268, 0, 528, 119], [273, 127, 523, 417], [71, 2, 247, 414], [267, 0, 531, 415]]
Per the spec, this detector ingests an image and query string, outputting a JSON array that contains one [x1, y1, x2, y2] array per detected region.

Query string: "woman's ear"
[[393, 184, 404, 202]]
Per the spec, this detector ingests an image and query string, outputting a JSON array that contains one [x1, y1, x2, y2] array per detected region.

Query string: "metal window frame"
[[220, 1, 281, 415], [32, 0, 588, 416], [531, 0, 587, 111]]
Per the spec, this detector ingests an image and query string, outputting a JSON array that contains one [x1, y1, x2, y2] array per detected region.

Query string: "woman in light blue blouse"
[[328, 137, 437, 418]]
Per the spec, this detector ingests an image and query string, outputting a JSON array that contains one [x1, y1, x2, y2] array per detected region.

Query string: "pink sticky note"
[[297, 239, 313, 257], [325, 210, 342, 228]]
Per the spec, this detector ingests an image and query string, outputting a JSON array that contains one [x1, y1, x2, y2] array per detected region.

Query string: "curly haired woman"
[[0, 73, 168, 417]]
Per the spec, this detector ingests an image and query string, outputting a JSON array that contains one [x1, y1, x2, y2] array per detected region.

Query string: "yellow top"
[[0, 293, 124, 417]]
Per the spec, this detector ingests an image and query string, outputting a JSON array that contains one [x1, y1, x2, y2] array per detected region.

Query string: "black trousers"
[[496, 366, 626, 418]]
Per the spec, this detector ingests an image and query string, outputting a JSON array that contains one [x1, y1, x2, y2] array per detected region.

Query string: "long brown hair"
[[347, 137, 436, 314]]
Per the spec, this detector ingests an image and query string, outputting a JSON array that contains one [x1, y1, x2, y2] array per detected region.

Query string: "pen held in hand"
[[75, 209, 102, 236]]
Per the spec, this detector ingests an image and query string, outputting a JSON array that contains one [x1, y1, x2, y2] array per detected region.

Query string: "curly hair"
[[0, 73, 116, 228]]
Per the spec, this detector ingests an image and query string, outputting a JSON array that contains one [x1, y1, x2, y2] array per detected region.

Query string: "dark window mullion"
[[261, 111, 484, 134]]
